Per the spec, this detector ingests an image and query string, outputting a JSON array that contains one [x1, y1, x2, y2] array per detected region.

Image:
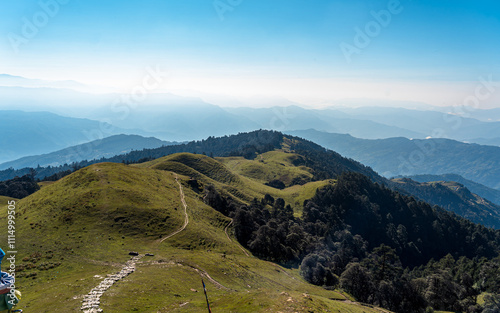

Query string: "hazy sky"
[[1, 0, 499, 107]]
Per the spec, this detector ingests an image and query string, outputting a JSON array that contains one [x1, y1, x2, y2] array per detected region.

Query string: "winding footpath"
[[160, 174, 189, 243]]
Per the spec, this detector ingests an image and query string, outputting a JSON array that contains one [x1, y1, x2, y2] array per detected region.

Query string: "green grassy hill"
[[219, 150, 313, 185], [137, 152, 331, 212], [0, 154, 386, 312]]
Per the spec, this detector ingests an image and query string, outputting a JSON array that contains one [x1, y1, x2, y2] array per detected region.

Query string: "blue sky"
[[1, 0, 499, 107]]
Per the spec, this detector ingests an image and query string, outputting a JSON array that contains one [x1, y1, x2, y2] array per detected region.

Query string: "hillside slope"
[[0, 161, 381, 312]]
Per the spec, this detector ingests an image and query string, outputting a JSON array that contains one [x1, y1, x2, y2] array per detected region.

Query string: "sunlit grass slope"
[[136, 152, 332, 211], [0, 195, 17, 205], [219, 150, 313, 186]]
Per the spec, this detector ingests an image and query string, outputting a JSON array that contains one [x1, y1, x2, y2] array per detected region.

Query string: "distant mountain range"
[[330, 106, 500, 142], [0, 85, 260, 142], [289, 129, 500, 191], [434, 105, 500, 122], [84, 93, 260, 141], [0, 110, 147, 164], [225, 106, 500, 146], [1, 74, 500, 148], [408, 174, 500, 206], [225, 106, 424, 139], [0, 134, 175, 170], [468, 137, 500, 146], [392, 177, 500, 229]]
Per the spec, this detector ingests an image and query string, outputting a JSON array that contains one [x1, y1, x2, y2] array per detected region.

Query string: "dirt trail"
[[158, 174, 231, 291], [80, 174, 240, 312], [191, 267, 230, 291], [160, 174, 189, 243]]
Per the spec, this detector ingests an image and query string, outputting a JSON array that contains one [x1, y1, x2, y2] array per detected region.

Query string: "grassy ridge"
[[149, 153, 242, 185], [138, 152, 331, 211], [0, 154, 390, 312], [219, 150, 313, 185], [18, 163, 186, 245]]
